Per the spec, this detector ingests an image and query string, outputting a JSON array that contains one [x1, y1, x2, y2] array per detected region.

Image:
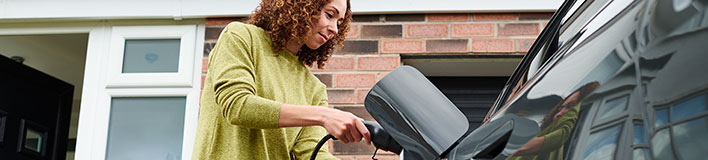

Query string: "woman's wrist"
[[314, 106, 331, 127]]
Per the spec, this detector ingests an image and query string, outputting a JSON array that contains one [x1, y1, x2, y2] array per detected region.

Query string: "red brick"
[[202, 57, 208, 73], [361, 25, 402, 38], [385, 14, 425, 21], [406, 24, 448, 38], [339, 40, 378, 54], [315, 74, 333, 87], [327, 89, 355, 104], [201, 74, 206, 89], [357, 56, 400, 70], [322, 56, 355, 70], [355, 89, 371, 104], [347, 25, 359, 38], [517, 39, 536, 52], [334, 73, 377, 88], [334, 106, 374, 121], [471, 39, 514, 52], [428, 14, 470, 21], [451, 24, 494, 37], [353, 15, 380, 22], [426, 39, 468, 52], [205, 27, 225, 41], [333, 140, 376, 154], [519, 13, 553, 20], [381, 40, 424, 53], [474, 13, 517, 21], [498, 23, 539, 36]]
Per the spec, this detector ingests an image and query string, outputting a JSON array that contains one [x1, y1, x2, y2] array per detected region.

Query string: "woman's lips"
[[318, 33, 328, 42]]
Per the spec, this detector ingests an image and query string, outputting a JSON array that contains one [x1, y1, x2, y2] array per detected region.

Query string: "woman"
[[509, 81, 599, 160], [192, 0, 370, 159]]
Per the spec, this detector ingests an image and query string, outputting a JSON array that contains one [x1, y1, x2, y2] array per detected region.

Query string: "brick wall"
[[203, 13, 551, 159]]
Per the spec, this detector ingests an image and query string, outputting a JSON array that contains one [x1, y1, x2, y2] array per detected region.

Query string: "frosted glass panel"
[[106, 97, 186, 160], [122, 39, 180, 73]]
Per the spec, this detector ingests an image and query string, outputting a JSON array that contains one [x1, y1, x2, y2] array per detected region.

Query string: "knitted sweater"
[[192, 22, 336, 160]]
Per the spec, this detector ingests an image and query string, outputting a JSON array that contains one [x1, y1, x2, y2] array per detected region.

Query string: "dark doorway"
[[428, 77, 507, 132], [0, 55, 73, 160]]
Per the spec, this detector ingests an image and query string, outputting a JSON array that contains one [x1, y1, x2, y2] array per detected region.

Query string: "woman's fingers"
[[355, 120, 371, 145], [320, 108, 370, 144], [349, 120, 362, 143]]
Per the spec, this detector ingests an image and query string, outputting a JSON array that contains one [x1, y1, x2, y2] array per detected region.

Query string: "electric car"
[[363, 0, 708, 159]]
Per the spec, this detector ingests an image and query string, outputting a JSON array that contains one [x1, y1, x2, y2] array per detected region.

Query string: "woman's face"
[[304, 0, 347, 49]]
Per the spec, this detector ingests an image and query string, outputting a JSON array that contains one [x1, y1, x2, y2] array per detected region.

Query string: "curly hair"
[[540, 81, 600, 129], [248, 0, 352, 69]]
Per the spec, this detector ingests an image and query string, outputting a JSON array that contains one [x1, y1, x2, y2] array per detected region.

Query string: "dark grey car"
[[363, 0, 708, 159]]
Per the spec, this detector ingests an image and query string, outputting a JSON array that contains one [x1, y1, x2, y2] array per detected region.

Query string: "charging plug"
[[362, 121, 402, 154]]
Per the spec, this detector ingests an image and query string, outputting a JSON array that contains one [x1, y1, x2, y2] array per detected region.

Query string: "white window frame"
[[107, 25, 197, 88], [91, 88, 200, 160], [0, 20, 205, 160]]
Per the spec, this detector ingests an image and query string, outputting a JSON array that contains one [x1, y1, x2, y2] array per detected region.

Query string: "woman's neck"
[[285, 40, 302, 55]]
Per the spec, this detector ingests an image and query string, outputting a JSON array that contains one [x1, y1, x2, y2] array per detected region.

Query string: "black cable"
[[310, 134, 335, 160]]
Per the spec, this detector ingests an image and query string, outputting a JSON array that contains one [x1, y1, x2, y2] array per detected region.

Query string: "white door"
[[75, 23, 204, 160]]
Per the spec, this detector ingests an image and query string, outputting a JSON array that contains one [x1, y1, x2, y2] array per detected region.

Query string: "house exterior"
[[0, 0, 559, 159]]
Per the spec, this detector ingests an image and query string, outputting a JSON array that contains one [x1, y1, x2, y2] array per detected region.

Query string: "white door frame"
[[0, 20, 205, 160]]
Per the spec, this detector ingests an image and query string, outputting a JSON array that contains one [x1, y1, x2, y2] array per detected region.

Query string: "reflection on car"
[[363, 0, 708, 159]]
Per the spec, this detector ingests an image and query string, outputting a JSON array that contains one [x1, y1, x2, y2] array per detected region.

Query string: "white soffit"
[[0, 0, 562, 20]]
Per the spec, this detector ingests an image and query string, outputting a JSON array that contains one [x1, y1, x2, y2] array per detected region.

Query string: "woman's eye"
[[326, 13, 333, 18]]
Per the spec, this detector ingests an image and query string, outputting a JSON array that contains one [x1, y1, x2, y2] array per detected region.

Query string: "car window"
[[559, 0, 612, 43], [595, 94, 629, 120], [566, 0, 636, 53], [650, 93, 708, 160], [484, 0, 580, 122], [583, 124, 622, 160]]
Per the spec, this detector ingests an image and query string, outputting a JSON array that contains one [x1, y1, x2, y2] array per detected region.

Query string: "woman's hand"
[[278, 104, 371, 144], [319, 108, 371, 144]]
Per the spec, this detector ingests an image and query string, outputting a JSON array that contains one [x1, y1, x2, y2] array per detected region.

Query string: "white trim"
[[106, 25, 197, 88], [0, 20, 204, 160], [75, 23, 108, 160], [0, 0, 562, 20]]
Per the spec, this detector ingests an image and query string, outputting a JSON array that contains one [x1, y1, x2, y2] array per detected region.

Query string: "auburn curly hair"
[[248, 0, 352, 69]]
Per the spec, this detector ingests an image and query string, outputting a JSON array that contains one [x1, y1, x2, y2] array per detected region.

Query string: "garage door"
[[428, 77, 507, 132]]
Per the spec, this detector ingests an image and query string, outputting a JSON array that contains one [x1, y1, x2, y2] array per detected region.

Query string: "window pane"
[[654, 108, 669, 127], [651, 128, 675, 160], [671, 117, 708, 160], [633, 124, 648, 144], [671, 94, 707, 122], [633, 148, 650, 160], [597, 95, 629, 120], [584, 124, 622, 160], [106, 97, 186, 160], [122, 39, 180, 73], [24, 128, 43, 153]]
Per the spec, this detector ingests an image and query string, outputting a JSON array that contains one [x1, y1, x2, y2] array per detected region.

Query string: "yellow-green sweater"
[[192, 22, 336, 160]]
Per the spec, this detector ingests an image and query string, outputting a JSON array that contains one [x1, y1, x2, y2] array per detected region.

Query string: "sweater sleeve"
[[292, 99, 337, 160], [209, 23, 282, 129], [539, 103, 581, 153]]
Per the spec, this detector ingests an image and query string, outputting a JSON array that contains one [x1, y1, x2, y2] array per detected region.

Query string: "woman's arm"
[[279, 104, 371, 144], [513, 136, 545, 156]]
